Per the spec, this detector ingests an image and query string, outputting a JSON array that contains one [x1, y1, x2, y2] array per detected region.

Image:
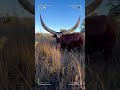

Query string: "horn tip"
[[40, 15, 42, 20]]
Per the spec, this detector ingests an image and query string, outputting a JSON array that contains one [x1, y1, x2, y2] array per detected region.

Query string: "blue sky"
[[35, 0, 85, 33]]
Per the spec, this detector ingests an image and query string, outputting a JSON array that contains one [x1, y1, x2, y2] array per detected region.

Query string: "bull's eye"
[[56, 32, 63, 38]]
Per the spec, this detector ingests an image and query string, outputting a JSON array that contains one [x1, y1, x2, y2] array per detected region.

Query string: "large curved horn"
[[86, 0, 103, 15], [40, 15, 56, 34], [18, 0, 34, 14], [62, 17, 80, 35]]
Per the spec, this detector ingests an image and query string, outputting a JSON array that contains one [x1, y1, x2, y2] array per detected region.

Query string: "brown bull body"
[[54, 33, 84, 50], [86, 15, 117, 62]]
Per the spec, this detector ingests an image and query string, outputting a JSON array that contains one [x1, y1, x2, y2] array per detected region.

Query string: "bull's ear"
[[52, 34, 56, 37]]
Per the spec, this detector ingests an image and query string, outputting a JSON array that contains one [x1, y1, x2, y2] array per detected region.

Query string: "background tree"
[[80, 19, 85, 33], [60, 29, 67, 32], [107, 0, 120, 20]]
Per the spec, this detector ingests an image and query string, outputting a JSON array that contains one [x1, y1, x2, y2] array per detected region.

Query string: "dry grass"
[[35, 34, 85, 90], [86, 59, 120, 90], [85, 33, 120, 90], [35, 32, 120, 90], [0, 36, 35, 90], [0, 16, 35, 90]]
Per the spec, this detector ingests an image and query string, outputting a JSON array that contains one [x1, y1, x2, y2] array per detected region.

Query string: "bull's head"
[[40, 15, 80, 49]]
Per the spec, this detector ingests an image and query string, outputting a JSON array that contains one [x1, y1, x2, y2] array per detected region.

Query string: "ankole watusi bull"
[[18, 0, 83, 51], [19, 0, 118, 62], [40, 15, 84, 50], [85, 0, 118, 63], [18, 0, 84, 51]]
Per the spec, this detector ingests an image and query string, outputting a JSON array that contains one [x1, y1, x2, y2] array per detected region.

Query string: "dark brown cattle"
[[17, 0, 83, 50], [86, 15, 117, 63], [84, 0, 119, 64], [40, 15, 84, 51], [53, 33, 84, 50]]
